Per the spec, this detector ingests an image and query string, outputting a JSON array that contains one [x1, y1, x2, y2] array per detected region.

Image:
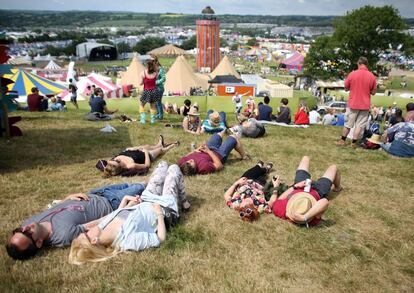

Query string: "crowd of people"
[[6, 56, 413, 265]]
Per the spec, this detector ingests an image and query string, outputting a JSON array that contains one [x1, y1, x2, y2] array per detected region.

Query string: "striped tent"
[[280, 52, 305, 72], [148, 44, 188, 57], [5, 69, 67, 102], [44, 60, 62, 70]]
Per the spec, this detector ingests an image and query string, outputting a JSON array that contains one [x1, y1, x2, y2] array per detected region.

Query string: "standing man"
[[154, 56, 166, 120], [68, 78, 79, 109], [336, 57, 376, 148]]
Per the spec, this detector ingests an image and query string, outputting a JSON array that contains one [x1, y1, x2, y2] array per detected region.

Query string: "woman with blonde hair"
[[69, 161, 189, 264], [102, 135, 179, 177]]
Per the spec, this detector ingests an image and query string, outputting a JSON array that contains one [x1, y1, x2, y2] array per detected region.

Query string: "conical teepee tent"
[[44, 60, 62, 70], [148, 44, 188, 57], [164, 56, 206, 95], [120, 53, 145, 88], [210, 55, 240, 79]]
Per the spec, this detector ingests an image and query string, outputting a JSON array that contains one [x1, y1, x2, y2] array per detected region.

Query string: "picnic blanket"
[[258, 120, 309, 128]]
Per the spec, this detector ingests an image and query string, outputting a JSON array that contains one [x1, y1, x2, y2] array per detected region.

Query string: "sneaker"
[[257, 160, 264, 168], [265, 162, 274, 173], [336, 139, 346, 146]]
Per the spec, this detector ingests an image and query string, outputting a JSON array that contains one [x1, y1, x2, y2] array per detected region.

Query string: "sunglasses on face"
[[239, 208, 253, 218], [13, 227, 35, 244]]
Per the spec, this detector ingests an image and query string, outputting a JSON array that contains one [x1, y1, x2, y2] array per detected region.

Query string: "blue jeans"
[[381, 141, 414, 158], [206, 109, 227, 125], [207, 133, 237, 162], [89, 183, 146, 210]]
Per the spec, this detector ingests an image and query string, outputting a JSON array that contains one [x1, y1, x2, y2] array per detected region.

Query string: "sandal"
[[159, 135, 165, 147]]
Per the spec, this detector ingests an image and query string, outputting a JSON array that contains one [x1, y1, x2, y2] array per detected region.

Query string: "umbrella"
[[5, 69, 67, 97]]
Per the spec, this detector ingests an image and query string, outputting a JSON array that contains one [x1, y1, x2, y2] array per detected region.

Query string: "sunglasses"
[[13, 227, 35, 244], [239, 208, 253, 218]]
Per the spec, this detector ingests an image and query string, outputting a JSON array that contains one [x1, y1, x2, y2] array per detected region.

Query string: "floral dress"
[[226, 180, 271, 214]]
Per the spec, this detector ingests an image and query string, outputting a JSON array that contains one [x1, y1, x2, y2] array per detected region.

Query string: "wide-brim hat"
[[188, 107, 200, 116], [286, 192, 317, 220], [209, 111, 220, 124], [367, 134, 382, 145]]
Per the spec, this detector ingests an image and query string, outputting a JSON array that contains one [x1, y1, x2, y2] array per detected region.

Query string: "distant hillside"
[[0, 10, 341, 28]]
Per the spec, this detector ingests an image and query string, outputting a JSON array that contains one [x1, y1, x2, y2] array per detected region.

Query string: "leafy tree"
[[247, 38, 258, 47], [116, 42, 132, 54], [133, 37, 166, 55], [220, 38, 229, 48], [180, 35, 196, 50], [305, 5, 414, 79], [230, 43, 239, 51], [97, 39, 114, 45]]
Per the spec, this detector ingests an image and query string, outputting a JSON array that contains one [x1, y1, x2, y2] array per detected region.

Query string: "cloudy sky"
[[1, 0, 413, 17]]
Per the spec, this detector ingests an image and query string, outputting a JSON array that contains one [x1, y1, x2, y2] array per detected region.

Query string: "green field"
[[1, 99, 413, 292], [386, 75, 414, 91]]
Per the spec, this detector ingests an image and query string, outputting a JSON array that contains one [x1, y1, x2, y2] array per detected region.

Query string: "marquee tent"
[[280, 52, 304, 72], [44, 60, 62, 70], [210, 55, 241, 79], [148, 44, 188, 57], [120, 54, 145, 88], [5, 69, 66, 102], [59, 73, 121, 101], [164, 55, 207, 95]]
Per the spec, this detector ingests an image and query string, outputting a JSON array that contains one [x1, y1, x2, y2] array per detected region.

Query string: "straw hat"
[[188, 107, 200, 116], [286, 192, 317, 219], [367, 134, 382, 145], [209, 111, 220, 124]]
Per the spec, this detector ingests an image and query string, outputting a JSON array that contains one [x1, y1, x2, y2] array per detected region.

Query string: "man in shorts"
[[178, 131, 249, 175], [336, 57, 376, 148]]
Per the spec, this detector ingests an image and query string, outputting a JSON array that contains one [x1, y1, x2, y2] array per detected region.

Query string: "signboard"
[[225, 86, 235, 94]]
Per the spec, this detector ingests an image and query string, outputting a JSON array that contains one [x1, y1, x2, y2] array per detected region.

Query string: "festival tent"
[[280, 52, 305, 72], [119, 53, 145, 88], [164, 55, 207, 95], [148, 44, 188, 57], [7, 56, 31, 66], [4, 69, 67, 102], [210, 55, 241, 80], [59, 73, 121, 101], [44, 60, 62, 70]]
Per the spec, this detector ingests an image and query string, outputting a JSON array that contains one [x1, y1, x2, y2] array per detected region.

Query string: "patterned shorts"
[[140, 89, 159, 104]]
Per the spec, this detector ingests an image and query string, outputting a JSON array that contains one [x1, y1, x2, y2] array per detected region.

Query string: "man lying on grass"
[[5, 182, 147, 260], [178, 131, 250, 175], [69, 161, 188, 264]]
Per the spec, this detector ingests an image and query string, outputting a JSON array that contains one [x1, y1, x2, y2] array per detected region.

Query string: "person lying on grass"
[[224, 161, 274, 222], [69, 161, 189, 265], [268, 156, 342, 227], [5, 182, 147, 260], [178, 131, 250, 175], [102, 135, 179, 177], [229, 115, 266, 138]]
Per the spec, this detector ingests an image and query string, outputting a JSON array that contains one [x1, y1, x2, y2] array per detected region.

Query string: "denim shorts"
[[294, 170, 332, 198], [207, 134, 237, 162]]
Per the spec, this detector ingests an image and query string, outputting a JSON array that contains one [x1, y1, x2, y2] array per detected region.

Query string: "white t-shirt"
[[309, 110, 321, 124], [322, 113, 334, 125], [233, 95, 242, 107]]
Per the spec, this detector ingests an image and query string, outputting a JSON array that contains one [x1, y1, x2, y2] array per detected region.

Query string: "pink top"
[[143, 71, 157, 91], [344, 65, 376, 110]]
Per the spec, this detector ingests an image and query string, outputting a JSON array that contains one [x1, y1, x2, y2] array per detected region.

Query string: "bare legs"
[[321, 164, 342, 192]]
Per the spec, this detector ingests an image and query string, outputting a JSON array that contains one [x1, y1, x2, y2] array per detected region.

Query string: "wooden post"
[[0, 88, 10, 139]]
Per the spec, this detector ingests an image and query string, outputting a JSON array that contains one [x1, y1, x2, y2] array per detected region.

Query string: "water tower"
[[196, 6, 221, 72]]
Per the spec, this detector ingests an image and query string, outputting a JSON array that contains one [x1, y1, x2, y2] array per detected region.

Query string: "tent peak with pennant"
[[210, 55, 240, 80]]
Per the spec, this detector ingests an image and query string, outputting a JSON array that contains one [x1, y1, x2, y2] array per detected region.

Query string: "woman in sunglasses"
[[103, 135, 179, 177], [69, 161, 188, 264], [224, 161, 275, 222]]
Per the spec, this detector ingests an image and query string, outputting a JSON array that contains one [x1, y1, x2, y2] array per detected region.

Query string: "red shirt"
[[272, 188, 321, 226], [344, 65, 376, 110], [143, 71, 157, 91], [27, 93, 43, 111], [177, 151, 222, 175], [294, 109, 309, 125]]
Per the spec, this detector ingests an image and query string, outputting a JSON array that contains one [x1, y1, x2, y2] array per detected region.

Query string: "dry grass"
[[1, 99, 413, 292]]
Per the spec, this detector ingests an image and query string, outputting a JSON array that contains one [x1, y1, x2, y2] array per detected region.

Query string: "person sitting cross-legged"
[[68, 161, 189, 265], [178, 131, 249, 175], [268, 156, 342, 227], [201, 110, 227, 134], [5, 181, 147, 260]]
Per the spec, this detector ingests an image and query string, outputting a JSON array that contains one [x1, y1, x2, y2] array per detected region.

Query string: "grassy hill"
[[0, 100, 413, 292]]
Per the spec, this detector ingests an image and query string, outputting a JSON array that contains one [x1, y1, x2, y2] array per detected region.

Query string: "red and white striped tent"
[[59, 73, 121, 101]]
